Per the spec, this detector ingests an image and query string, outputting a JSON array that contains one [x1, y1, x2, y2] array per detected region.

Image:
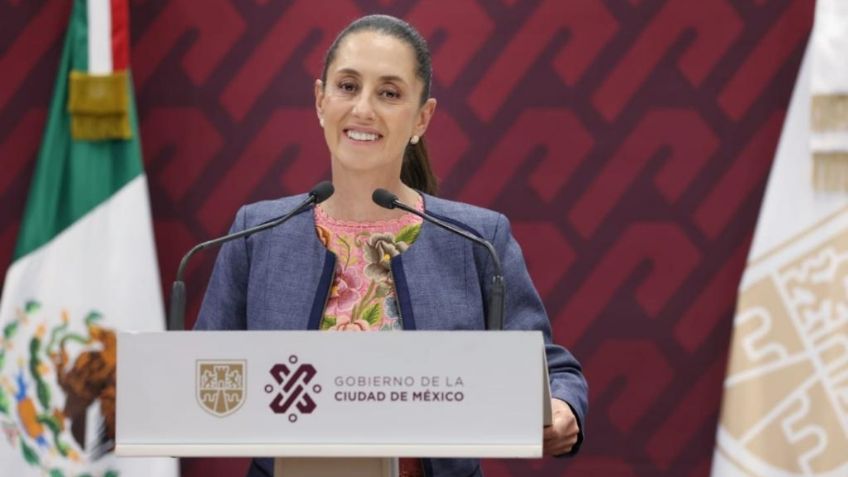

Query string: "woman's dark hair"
[[321, 14, 438, 195]]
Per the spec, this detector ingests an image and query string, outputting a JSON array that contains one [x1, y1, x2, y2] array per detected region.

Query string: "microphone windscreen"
[[372, 188, 399, 209], [310, 181, 335, 203]]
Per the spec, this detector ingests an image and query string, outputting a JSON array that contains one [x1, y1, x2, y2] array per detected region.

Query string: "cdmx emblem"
[[196, 360, 246, 417], [265, 355, 321, 422]]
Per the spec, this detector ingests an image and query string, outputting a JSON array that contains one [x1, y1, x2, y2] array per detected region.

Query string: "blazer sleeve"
[[194, 206, 250, 331], [489, 212, 588, 455]]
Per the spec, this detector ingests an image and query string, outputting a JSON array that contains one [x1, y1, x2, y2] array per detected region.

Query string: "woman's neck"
[[322, 171, 420, 222]]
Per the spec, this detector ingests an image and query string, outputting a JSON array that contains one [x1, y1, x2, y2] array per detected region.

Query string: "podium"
[[115, 331, 552, 476]]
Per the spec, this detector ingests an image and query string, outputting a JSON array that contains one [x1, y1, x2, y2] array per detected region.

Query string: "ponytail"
[[402, 137, 438, 195]]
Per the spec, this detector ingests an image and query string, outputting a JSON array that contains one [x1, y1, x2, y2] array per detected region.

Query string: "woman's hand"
[[543, 398, 580, 456]]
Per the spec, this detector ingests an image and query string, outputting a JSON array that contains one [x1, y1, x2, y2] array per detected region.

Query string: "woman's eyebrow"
[[335, 68, 361, 78], [334, 68, 407, 85], [376, 74, 406, 85]]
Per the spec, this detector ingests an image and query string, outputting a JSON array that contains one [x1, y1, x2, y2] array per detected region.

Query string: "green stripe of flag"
[[14, 0, 143, 261]]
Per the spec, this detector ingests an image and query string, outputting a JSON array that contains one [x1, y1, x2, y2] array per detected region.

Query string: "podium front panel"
[[116, 331, 546, 458]]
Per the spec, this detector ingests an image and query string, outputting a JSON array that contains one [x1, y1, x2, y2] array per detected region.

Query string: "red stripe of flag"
[[110, 0, 129, 70]]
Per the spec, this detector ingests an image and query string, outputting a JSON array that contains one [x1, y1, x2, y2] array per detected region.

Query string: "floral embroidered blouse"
[[314, 197, 424, 331]]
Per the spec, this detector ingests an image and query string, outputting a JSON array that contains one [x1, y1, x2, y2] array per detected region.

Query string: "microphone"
[[168, 181, 334, 331], [372, 189, 505, 331]]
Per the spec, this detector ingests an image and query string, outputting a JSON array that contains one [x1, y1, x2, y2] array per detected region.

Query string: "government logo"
[[265, 355, 321, 422], [197, 360, 246, 417], [715, 212, 848, 476]]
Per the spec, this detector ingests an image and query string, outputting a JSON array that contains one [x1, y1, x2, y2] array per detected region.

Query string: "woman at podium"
[[195, 14, 588, 477]]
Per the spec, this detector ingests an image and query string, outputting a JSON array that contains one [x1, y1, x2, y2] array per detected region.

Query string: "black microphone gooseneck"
[[168, 181, 334, 331], [372, 189, 505, 331]]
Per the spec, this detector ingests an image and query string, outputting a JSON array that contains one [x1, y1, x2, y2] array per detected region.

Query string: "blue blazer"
[[195, 193, 588, 477]]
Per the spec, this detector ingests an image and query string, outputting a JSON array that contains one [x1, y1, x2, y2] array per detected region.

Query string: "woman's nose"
[[351, 91, 375, 120]]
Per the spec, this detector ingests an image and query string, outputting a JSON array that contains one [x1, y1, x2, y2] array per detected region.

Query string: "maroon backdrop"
[[0, 0, 814, 476]]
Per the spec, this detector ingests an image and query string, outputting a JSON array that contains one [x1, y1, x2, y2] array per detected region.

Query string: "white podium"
[[115, 331, 552, 476]]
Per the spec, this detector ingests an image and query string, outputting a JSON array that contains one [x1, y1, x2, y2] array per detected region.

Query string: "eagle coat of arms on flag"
[[0, 302, 120, 476]]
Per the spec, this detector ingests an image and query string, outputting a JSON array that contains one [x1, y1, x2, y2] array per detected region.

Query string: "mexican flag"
[[711, 1, 848, 476], [0, 0, 177, 475]]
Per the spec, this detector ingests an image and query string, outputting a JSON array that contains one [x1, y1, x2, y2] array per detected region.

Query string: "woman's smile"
[[343, 127, 383, 144]]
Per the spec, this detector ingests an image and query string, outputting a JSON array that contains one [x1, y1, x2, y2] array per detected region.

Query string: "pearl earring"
[[319, 118, 325, 128], [410, 135, 420, 145]]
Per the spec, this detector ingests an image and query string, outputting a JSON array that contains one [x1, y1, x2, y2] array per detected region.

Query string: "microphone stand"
[[168, 183, 333, 331], [373, 190, 505, 331]]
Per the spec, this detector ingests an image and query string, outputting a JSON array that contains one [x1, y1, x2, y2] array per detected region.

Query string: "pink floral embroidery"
[[326, 268, 362, 313], [315, 197, 423, 331]]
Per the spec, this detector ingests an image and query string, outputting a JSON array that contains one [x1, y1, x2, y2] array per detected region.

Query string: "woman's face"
[[315, 31, 435, 177]]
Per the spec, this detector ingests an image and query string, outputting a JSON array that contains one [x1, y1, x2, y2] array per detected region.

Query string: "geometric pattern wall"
[[0, 0, 813, 476]]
